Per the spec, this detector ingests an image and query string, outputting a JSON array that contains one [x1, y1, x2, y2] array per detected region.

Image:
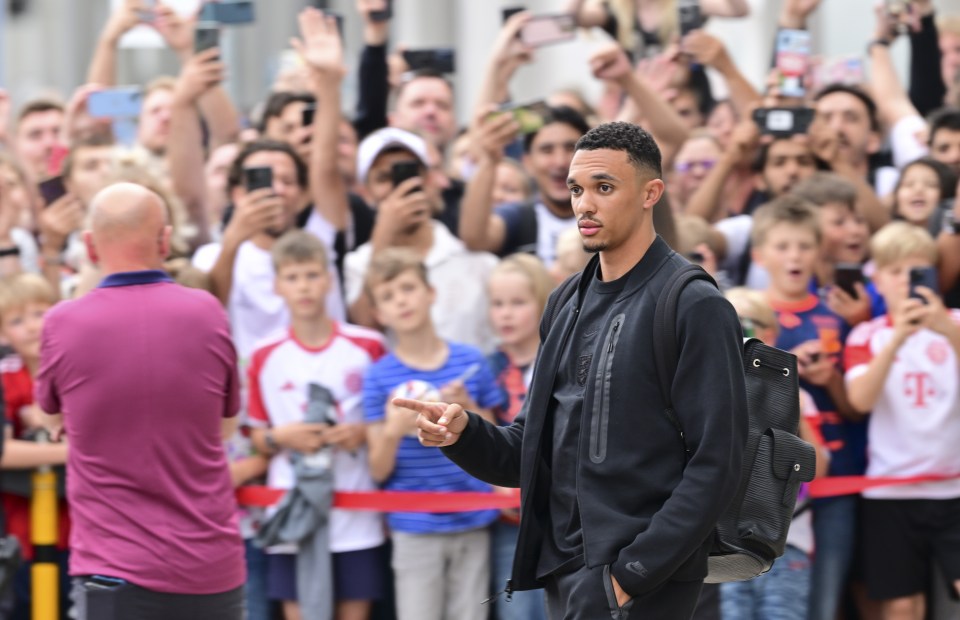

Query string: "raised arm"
[[778, 0, 822, 29], [457, 108, 519, 253], [472, 12, 535, 113], [907, 0, 946, 116], [685, 119, 759, 222], [868, 6, 922, 132], [592, 43, 689, 167], [353, 0, 391, 140], [86, 0, 142, 85], [682, 30, 761, 120], [168, 48, 225, 247], [293, 8, 350, 232], [153, 5, 241, 149]]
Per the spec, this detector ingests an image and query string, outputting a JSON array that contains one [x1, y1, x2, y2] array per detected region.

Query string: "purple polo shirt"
[[35, 270, 244, 594]]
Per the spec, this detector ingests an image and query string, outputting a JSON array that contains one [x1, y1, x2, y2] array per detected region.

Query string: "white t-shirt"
[[192, 238, 346, 362], [345, 221, 498, 352], [535, 202, 577, 267], [247, 323, 387, 553], [844, 312, 960, 500]]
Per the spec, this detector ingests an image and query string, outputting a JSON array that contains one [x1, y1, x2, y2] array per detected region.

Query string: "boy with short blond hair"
[[792, 172, 874, 325], [844, 222, 960, 619], [751, 195, 864, 619], [247, 230, 387, 620], [362, 247, 504, 620], [0, 274, 69, 617]]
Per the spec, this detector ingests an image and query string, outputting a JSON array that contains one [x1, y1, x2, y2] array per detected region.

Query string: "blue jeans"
[[720, 545, 811, 620], [807, 496, 858, 620], [491, 521, 546, 620], [244, 538, 270, 620]]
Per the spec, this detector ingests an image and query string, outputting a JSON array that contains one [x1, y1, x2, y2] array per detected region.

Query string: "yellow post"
[[31, 430, 58, 620]]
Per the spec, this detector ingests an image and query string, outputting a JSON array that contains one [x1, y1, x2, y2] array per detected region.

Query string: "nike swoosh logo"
[[626, 561, 649, 578]]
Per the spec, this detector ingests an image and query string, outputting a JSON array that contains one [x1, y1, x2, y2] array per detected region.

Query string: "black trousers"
[[72, 577, 244, 620], [543, 562, 703, 620]]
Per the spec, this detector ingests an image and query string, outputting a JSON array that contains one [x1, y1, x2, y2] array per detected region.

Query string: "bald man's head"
[[84, 182, 172, 272]]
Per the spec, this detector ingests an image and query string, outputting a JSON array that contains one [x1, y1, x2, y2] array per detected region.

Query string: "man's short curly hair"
[[574, 122, 662, 178]]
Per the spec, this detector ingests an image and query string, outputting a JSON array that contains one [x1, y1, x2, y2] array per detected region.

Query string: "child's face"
[[493, 163, 529, 205], [896, 165, 942, 227], [371, 270, 434, 333], [1, 302, 50, 361], [874, 255, 934, 313], [273, 260, 330, 321], [488, 271, 541, 348], [753, 223, 819, 299], [818, 202, 869, 265]]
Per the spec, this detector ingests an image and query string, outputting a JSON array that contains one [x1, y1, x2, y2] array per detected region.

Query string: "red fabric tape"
[[809, 474, 960, 498], [236, 487, 521, 512]]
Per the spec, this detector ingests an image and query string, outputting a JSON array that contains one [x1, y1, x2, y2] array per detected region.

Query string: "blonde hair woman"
[[567, 0, 748, 58]]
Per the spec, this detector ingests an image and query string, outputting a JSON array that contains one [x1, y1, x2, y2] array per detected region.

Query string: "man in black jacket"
[[396, 122, 748, 620]]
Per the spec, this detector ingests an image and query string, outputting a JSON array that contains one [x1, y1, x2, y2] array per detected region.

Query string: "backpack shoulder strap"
[[540, 271, 582, 340], [652, 264, 719, 459]]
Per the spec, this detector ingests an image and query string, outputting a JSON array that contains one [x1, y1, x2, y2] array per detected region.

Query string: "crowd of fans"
[[0, 0, 960, 618]]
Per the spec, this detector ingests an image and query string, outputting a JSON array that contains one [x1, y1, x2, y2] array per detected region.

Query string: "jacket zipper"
[[508, 304, 581, 595], [590, 314, 624, 464]]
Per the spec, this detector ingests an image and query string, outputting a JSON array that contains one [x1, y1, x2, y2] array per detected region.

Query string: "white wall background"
[[1, 0, 958, 123]]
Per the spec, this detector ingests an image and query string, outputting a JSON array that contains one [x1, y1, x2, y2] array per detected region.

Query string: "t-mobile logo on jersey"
[[904, 372, 936, 408]]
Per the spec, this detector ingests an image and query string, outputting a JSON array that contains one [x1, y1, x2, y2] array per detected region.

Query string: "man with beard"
[[191, 140, 327, 361], [809, 85, 890, 232], [344, 128, 497, 351], [12, 100, 64, 182]]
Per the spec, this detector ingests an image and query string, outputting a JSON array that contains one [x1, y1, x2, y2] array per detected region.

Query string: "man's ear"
[[642, 179, 666, 209], [82, 230, 98, 265], [159, 225, 172, 260]]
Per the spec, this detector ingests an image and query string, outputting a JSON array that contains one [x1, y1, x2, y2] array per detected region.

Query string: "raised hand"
[[173, 48, 225, 106], [291, 8, 346, 79], [103, 0, 145, 43], [589, 42, 633, 85], [470, 105, 521, 164], [154, 3, 196, 55], [681, 30, 728, 69], [493, 11, 536, 72]]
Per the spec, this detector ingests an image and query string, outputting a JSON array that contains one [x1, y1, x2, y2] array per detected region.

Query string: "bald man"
[[35, 183, 246, 619]]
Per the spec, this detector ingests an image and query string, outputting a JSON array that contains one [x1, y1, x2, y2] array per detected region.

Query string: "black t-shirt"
[[537, 262, 634, 578]]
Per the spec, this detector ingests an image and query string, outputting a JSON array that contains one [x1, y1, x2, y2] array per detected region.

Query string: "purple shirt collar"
[[98, 270, 174, 289]]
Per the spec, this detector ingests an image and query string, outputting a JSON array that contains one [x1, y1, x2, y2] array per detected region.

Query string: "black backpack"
[[543, 264, 817, 583]]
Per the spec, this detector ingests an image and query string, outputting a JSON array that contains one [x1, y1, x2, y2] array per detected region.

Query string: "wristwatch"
[[264, 430, 279, 455], [0, 246, 20, 258]]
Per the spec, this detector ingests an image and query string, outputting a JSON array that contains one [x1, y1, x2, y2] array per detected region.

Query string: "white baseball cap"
[[356, 127, 430, 184]]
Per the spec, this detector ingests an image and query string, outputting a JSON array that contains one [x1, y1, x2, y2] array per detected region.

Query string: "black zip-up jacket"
[[442, 238, 748, 599]]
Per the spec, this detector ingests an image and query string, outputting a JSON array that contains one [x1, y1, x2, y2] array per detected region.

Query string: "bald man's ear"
[[159, 226, 172, 260], [83, 230, 99, 266]]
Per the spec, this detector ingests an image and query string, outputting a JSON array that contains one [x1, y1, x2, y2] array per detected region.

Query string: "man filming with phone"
[[344, 127, 497, 351], [191, 9, 350, 361]]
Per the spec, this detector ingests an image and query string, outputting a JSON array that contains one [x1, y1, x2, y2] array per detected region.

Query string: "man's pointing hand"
[[393, 398, 469, 448]]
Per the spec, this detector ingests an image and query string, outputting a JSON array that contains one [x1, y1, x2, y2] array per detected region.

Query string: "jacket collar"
[[98, 270, 173, 289], [578, 235, 675, 303]]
